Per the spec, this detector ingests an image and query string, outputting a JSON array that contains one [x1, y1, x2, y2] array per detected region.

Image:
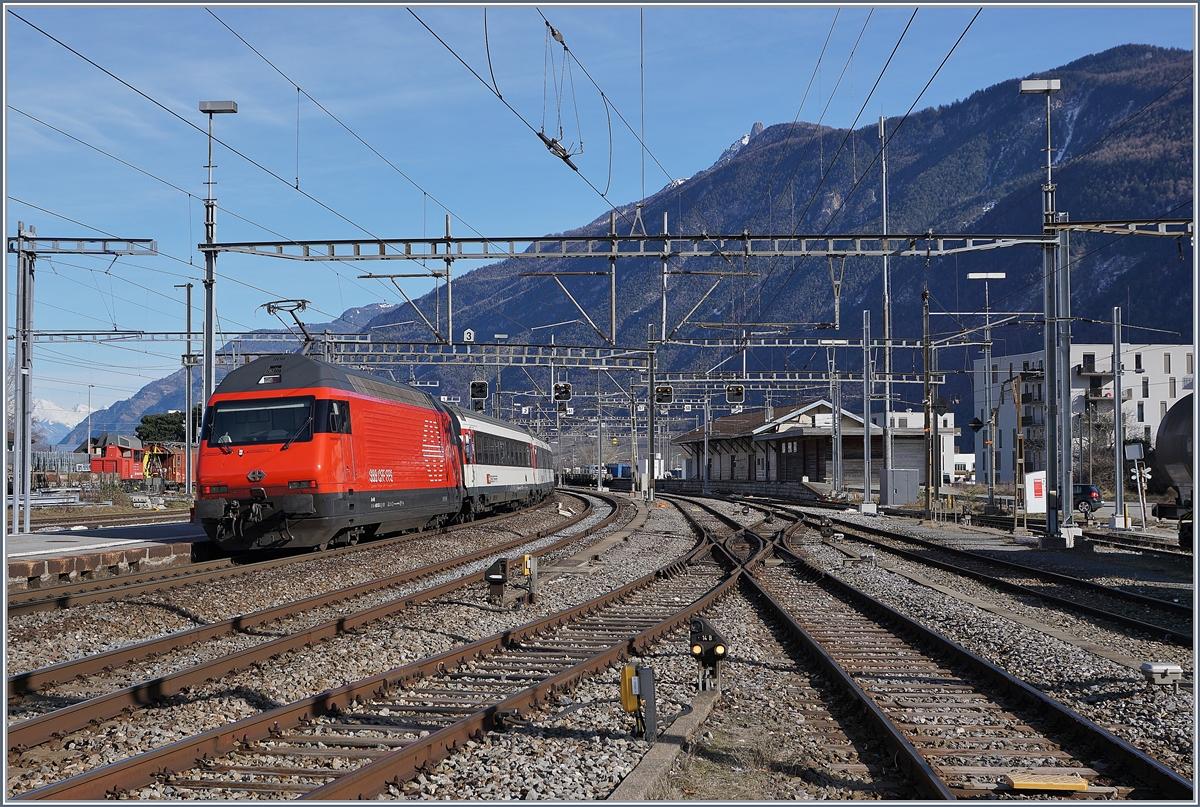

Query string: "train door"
[[327, 400, 354, 484]]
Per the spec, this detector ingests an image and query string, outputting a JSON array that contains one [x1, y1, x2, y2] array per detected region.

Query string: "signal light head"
[[691, 644, 703, 656]]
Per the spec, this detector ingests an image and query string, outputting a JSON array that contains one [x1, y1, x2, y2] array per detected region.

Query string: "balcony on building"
[[1085, 388, 1131, 403], [1075, 361, 1113, 379]]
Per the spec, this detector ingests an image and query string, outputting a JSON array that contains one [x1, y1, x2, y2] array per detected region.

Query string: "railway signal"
[[654, 385, 674, 404], [726, 384, 745, 404], [470, 381, 489, 399], [553, 382, 572, 401], [689, 616, 728, 690], [485, 558, 507, 603]]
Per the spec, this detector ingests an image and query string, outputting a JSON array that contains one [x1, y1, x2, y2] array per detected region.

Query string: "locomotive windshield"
[[204, 397, 314, 447]]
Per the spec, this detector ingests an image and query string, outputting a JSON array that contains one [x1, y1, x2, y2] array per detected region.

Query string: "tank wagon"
[[194, 354, 554, 551], [1153, 393, 1193, 548]]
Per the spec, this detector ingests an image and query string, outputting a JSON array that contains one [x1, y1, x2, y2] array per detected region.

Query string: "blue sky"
[[4, 3, 1195, 413]]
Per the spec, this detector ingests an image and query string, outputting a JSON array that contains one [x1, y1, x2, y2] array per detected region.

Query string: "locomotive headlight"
[[202, 485, 228, 494], [288, 480, 318, 490]]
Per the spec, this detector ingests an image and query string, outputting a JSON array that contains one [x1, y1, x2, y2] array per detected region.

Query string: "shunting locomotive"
[[194, 354, 554, 551]]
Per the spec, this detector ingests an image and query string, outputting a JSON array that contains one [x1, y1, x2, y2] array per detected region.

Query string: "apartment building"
[[972, 343, 1193, 484]]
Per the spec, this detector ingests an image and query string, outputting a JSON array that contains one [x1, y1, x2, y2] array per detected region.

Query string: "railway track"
[[799, 515, 1193, 647], [8, 496, 587, 617], [21, 509, 192, 531], [7, 494, 616, 752], [1083, 530, 1191, 558], [749, 526, 1192, 800], [13, 505, 737, 800]]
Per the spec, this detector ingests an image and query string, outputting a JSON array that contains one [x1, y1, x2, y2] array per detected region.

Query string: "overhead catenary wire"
[[752, 9, 977, 323], [9, 10, 398, 263]]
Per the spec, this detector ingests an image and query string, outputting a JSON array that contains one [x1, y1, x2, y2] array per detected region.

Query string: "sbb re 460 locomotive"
[[194, 354, 554, 551]]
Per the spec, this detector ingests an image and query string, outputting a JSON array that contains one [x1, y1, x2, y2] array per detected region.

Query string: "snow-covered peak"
[[33, 397, 93, 429], [710, 121, 765, 169]]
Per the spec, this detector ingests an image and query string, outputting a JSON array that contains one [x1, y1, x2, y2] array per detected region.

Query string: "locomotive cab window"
[[317, 399, 352, 434], [204, 397, 315, 447]]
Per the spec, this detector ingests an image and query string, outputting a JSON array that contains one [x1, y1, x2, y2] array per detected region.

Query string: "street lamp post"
[[969, 272, 1005, 511], [198, 100, 237, 425]]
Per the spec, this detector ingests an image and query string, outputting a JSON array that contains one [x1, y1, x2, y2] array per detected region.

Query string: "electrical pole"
[[862, 310, 873, 510], [647, 342, 656, 502], [879, 115, 894, 503], [923, 286, 933, 519], [1112, 306, 1126, 528], [176, 283, 194, 496]]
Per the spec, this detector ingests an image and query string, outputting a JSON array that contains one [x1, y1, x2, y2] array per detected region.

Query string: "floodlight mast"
[[1020, 77, 1070, 539], [199, 100, 237, 419]]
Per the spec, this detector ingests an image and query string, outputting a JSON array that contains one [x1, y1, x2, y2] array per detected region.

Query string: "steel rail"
[[7, 494, 616, 750], [797, 515, 1193, 647], [746, 531, 953, 799], [1083, 532, 1192, 559], [8, 496, 579, 616], [818, 513, 1193, 616], [18, 509, 191, 529], [303, 542, 737, 799], [771, 540, 1194, 800], [16, 532, 727, 800]]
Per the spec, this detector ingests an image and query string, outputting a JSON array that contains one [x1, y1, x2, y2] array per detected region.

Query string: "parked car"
[[1073, 483, 1103, 515]]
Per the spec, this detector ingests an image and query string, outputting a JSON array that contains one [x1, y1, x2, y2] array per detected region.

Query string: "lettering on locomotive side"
[[368, 468, 395, 483]]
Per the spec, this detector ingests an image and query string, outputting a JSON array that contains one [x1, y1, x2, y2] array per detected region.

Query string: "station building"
[[971, 343, 1193, 484], [668, 400, 957, 500]]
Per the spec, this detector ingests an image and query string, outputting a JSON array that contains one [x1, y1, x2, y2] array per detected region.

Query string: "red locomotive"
[[194, 354, 554, 551]]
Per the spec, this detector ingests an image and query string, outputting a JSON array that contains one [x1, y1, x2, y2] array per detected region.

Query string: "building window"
[[1135, 353, 1143, 371], [1143, 378, 1150, 398], [991, 364, 998, 384], [1161, 401, 1168, 419], [1164, 353, 1171, 374], [1137, 402, 1144, 422], [1023, 360, 1030, 371], [1188, 353, 1194, 375], [1083, 353, 1095, 372], [1145, 426, 1152, 441], [898, 417, 908, 428], [1169, 377, 1177, 398]]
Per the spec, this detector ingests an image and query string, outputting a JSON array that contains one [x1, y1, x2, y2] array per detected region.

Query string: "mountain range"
[[57, 44, 1194, 453]]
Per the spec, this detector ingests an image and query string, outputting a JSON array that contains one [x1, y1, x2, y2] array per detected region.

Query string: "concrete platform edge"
[[608, 688, 722, 801]]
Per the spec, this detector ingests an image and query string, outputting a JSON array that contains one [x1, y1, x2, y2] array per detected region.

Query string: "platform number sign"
[[654, 385, 674, 404], [463, 328, 476, 343], [553, 382, 573, 401], [726, 384, 745, 404], [470, 381, 489, 400]]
